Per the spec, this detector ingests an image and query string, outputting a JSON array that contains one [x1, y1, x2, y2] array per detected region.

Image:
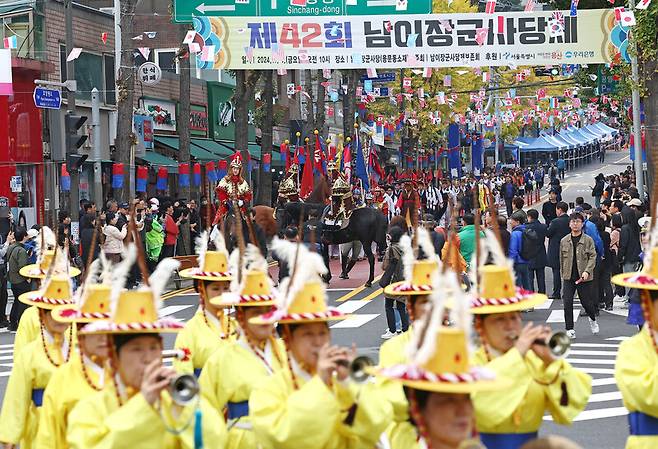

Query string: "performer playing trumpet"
[[470, 238, 592, 449], [248, 239, 392, 448], [65, 257, 226, 449]]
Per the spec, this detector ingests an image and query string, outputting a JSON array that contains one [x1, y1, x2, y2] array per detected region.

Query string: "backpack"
[[520, 227, 541, 260]]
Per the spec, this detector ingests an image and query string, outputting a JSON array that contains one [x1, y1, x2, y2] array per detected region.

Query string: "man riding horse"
[[213, 153, 252, 225]]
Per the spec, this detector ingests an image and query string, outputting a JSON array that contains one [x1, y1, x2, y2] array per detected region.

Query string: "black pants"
[[385, 297, 409, 332], [597, 265, 613, 308], [0, 274, 7, 322], [562, 279, 597, 330], [530, 266, 546, 294], [559, 168, 565, 180], [10, 281, 31, 328], [160, 244, 175, 261], [551, 266, 562, 298], [504, 198, 513, 217]]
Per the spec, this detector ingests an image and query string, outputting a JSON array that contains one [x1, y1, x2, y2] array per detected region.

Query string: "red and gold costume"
[[214, 153, 252, 224], [395, 175, 420, 228]]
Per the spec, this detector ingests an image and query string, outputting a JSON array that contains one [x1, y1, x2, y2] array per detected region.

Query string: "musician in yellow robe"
[[35, 278, 113, 449], [471, 264, 592, 449], [613, 247, 658, 449], [66, 259, 227, 449], [372, 267, 508, 449], [0, 274, 76, 449], [201, 244, 286, 449], [175, 230, 236, 376], [249, 239, 392, 449]]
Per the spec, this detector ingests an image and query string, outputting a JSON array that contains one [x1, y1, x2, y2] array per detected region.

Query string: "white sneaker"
[[589, 318, 600, 335], [381, 329, 396, 339], [566, 329, 576, 339]]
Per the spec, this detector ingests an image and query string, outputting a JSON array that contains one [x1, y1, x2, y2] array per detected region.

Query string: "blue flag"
[[355, 135, 370, 192]]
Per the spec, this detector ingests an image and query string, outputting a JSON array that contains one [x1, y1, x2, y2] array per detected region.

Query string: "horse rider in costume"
[[396, 173, 421, 229], [613, 239, 658, 449], [377, 227, 441, 423], [277, 163, 300, 205], [200, 243, 285, 449], [0, 247, 77, 449], [15, 227, 80, 354], [248, 239, 392, 448], [470, 234, 592, 449], [175, 229, 236, 377], [324, 175, 354, 227], [371, 266, 508, 449], [214, 152, 253, 225], [35, 257, 114, 449], [65, 255, 227, 448]]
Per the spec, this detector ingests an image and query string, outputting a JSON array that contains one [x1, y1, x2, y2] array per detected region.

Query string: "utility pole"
[[629, 0, 645, 198], [91, 89, 103, 210], [64, 0, 79, 231]]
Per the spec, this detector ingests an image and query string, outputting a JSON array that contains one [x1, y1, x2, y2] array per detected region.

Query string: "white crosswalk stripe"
[[544, 341, 625, 422]]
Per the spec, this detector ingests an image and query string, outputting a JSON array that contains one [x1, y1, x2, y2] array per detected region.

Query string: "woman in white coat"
[[101, 212, 127, 263]]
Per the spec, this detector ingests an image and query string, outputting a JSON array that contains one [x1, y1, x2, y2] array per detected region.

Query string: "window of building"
[[59, 44, 116, 105], [0, 11, 43, 60], [155, 48, 178, 74]]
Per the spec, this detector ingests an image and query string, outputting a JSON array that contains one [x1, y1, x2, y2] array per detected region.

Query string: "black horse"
[[279, 201, 325, 230], [321, 207, 388, 288]]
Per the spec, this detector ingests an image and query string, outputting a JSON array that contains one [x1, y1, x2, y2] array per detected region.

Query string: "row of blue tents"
[[512, 123, 619, 152]]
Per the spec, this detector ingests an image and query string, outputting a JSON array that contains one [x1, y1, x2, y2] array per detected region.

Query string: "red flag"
[[343, 141, 352, 183], [282, 141, 291, 171], [314, 134, 325, 174], [300, 145, 315, 199]]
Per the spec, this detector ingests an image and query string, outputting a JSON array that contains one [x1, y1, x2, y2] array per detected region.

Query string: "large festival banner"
[[192, 9, 623, 70]]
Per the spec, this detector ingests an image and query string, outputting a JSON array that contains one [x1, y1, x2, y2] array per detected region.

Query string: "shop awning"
[[191, 139, 233, 158], [217, 141, 263, 161], [0, 0, 36, 15], [154, 136, 220, 161], [138, 151, 179, 173]]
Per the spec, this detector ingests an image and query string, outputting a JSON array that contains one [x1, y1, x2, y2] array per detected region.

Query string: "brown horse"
[[252, 205, 278, 239]]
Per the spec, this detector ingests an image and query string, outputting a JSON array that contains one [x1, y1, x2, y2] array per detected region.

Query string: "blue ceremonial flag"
[[569, 0, 578, 16], [447, 123, 462, 178], [355, 135, 370, 192]]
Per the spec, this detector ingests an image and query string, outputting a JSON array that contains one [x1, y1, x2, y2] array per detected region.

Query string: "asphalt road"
[[0, 149, 637, 448]]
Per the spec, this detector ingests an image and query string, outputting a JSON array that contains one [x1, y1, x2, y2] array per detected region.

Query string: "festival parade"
[[1, 0, 658, 448]]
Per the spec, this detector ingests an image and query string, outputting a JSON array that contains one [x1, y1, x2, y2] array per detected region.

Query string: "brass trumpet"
[[336, 356, 375, 383], [160, 349, 199, 405], [513, 331, 571, 357]]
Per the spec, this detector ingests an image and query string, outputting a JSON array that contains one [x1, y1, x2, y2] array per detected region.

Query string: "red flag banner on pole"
[[300, 144, 314, 199]]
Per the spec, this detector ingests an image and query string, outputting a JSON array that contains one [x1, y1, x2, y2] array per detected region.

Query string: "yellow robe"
[[249, 357, 392, 449], [378, 330, 413, 423], [173, 308, 237, 376], [471, 346, 592, 435], [0, 331, 72, 448], [386, 421, 421, 449], [200, 337, 286, 449], [35, 352, 106, 449], [66, 377, 227, 449], [14, 306, 40, 354], [615, 325, 658, 449]]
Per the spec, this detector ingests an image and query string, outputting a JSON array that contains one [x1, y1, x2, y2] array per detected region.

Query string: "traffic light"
[[64, 111, 88, 171], [534, 67, 560, 77]]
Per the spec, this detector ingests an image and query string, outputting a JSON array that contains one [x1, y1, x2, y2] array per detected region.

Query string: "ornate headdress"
[[230, 152, 243, 169]]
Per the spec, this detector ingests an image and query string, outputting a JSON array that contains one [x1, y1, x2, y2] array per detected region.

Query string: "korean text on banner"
[[195, 9, 616, 70]]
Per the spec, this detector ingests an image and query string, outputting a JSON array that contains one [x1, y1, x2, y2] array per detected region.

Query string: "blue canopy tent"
[[577, 127, 601, 142], [518, 136, 559, 166], [593, 122, 619, 135], [583, 124, 606, 138]]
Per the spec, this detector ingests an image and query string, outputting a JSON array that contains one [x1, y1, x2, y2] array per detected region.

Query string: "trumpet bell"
[[169, 374, 200, 406], [547, 331, 571, 357], [350, 356, 375, 383]]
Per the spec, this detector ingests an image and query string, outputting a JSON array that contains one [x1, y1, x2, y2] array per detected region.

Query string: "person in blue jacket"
[[509, 211, 531, 290]]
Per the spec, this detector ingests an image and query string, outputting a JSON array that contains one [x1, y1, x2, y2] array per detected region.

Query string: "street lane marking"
[[591, 378, 618, 387], [606, 336, 630, 341], [572, 343, 620, 348], [162, 287, 195, 300], [555, 407, 628, 422], [335, 300, 372, 314], [362, 288, 383, 301], [588, 391, 623, 403], [331, 314, 379, 328], [546, 308, 580, 323], [577, 367, 615, 375], [336, 274, 382, 302], [565, 358, 615, 365], [568, 350, 618, 356], [535, 299, 553, 310], [159, 305, 196, 321]]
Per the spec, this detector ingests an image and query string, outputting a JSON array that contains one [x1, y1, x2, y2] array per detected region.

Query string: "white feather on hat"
[[36, 226, 56, 262], [73, 258, 101, 306], [195, 230, 209, 270], [109, 245, 137, 316], [271, 238, 327, 315], [148, 257, 180, 311], [229, 243, 271, 295], [399, 234, 415, 283]]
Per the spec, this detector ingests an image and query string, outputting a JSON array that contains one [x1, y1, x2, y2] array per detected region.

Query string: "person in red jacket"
[[160, 201, 181, 260], [213, 153, 252, 225]]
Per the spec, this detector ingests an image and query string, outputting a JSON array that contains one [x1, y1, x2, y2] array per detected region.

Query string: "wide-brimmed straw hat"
[[470, 265, 547, 314], [18, 275, 76, 310], [178, 229, 232, 282]]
